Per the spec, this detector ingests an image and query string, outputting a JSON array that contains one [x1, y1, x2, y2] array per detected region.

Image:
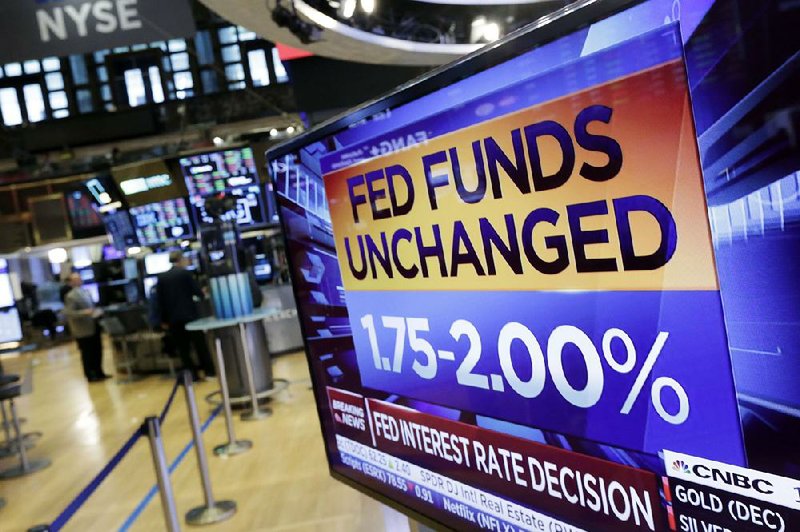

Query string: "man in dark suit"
[[156, 251, 215, 380]]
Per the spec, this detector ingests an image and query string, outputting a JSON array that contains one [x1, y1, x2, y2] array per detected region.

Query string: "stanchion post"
[[145, 416, 181, 532], [180, 372, 237, 526], [237, 323, 270, 421], [212, 337, 252, 456]]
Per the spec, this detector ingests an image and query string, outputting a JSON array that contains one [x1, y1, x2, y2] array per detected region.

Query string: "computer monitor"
[[253, 253, 273, 283], [144, 252, 172, 276], [0, 307, 22, 343], [82, 283, 99, 304], [183, 249, 201, 271], [123, 258, 139, 280], [178, 147, 268, 229], [178, 146, 259, 197], [102, 244, 126, 261], [128, 198, 194, 247], [77, 267, 95, 282], [101, 209, 139, 251]]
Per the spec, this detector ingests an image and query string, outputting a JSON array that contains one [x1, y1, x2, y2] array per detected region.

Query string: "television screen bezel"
[[266, 0, 659, 528]]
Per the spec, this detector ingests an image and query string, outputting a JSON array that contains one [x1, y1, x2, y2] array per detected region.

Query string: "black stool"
[[0, 375, 20, 449], [0, 383, 50, 479]]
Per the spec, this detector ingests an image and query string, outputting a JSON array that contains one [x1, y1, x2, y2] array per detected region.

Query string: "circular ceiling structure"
[[198, 0, 571, 65]]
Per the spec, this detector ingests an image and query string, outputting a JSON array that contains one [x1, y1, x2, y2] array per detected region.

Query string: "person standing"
[[156, 251, 215, 380], [63, 273, 109, 382]]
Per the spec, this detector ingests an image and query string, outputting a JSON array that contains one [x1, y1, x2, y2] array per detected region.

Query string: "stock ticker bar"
[[328, 386, 665, 532]]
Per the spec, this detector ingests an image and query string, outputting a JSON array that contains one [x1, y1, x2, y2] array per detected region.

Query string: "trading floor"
[[0, 343, 385, 531]]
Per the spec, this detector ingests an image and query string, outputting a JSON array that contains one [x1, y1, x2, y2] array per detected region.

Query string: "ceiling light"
[[342, 0, 356, 18], [127, 246, 142, 255], [360, 0, 375, 15], [287, 126, 296, 134], [471, 16, 502, 43], [213, 136, 224, 146], [47, 248, 68, 264], [270, 128, 279, 136], [483, 22, 501, 42]]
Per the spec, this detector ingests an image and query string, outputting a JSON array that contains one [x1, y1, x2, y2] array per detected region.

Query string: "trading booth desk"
[[186, 308, 277, 402]]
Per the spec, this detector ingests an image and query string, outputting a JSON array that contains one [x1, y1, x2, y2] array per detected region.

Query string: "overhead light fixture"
[[213, 136, 225, 146], [482, 22, 500, 42], [127, 246, 142, 255], [360, 0, 375, 14], [287, 126, 296, 134], [47, 247, 68, 264], [269, 128, 279, 136], [470, 16, 502, 43], [341, 0, 356, 18]]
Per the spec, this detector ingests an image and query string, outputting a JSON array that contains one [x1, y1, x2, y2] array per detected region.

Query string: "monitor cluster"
[[78, 144, 280, 251]]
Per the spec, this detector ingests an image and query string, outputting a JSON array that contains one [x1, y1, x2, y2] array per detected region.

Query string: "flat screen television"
[[112, 159, 187, 208], [144, 252, 172, 276], [129, 198, 194, 248], [64, 186, 106, 239], [267, 1, 800, 530], [101, 209, 139, 252], [177, 146, 260, 197], [177, 147, 268, 229]]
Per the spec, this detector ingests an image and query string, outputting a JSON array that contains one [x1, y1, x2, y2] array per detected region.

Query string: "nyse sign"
[[37, 0, 143, 42], [0, 0, 195, 63]]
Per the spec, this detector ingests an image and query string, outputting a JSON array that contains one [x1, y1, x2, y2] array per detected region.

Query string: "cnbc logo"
[[672, 460, 690, 474], [670, 458, 775, 495]]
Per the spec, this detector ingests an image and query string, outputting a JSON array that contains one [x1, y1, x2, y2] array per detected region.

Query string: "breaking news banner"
[[662, 451, 800, 532]]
